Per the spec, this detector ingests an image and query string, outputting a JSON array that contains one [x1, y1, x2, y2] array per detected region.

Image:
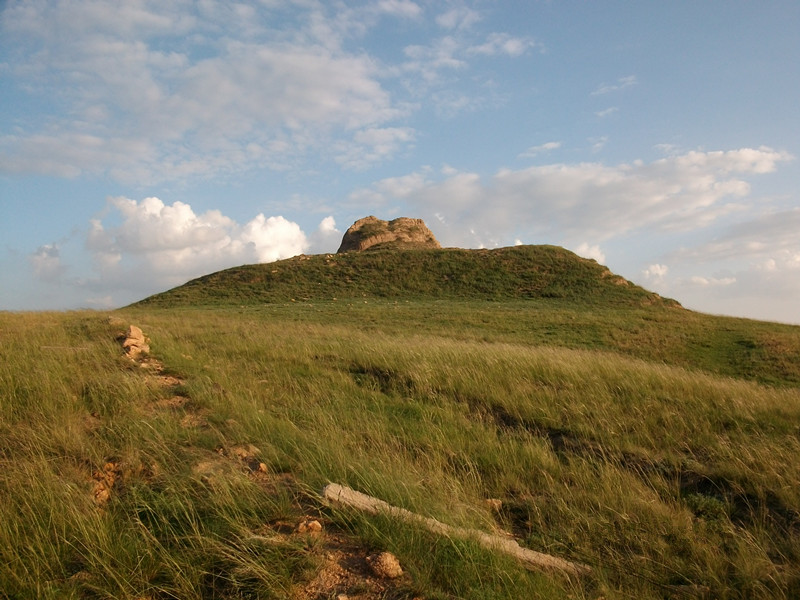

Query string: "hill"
[[134, 244, 678, 308]]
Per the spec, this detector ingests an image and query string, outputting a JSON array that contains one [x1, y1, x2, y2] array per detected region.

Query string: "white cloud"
[[318, 216, 338, 234], [625, 204, 800, 324], [429, 90, 485, 117], [1, 1, 541, 176], [591, 75, 637, 96], [395, 22, 536, 115], [689, 275, 736, 287], [467, 33, 537, 57], [436, 7, 481, 30], [240, 215, 307, 263], [654, 143, 681, 156], [520, 141, 561, 158], [654, 206, 800, 320], [672, 206, 800, 263], [643, 264, 669, 282], [0, 2, 413, 182], [376, 0, 422, 19], [308, 216, 342, 254], [350, 147, 792, 249], [595, 107, 618, 118], [403, 36, 467, 83], [589, 136, 609, 153], [336, 127, 416, 169], [86, 197, 308, 296], [30, 244, 66, 282], [575, 243, 606, 263]]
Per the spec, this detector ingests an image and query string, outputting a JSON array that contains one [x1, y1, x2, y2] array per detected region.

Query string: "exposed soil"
[[106, 324, 417, 600]]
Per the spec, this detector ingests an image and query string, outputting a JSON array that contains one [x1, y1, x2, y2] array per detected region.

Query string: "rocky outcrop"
[[337, 216, 440, 253]]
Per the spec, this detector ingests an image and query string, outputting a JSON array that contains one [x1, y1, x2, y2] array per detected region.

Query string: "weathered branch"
[[322, 483, 592, 578]]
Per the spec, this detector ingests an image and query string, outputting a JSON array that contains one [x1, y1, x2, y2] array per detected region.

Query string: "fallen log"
[[322, 483, 591, 578]]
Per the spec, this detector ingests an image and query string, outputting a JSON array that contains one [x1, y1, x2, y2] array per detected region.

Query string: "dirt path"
[[114, 323, 416, 600]]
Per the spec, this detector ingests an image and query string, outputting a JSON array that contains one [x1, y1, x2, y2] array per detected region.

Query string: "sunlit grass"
[[2, 303, 800, 598]]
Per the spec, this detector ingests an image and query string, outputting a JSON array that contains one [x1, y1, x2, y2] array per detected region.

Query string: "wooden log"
[[322, 483, 592, 578]]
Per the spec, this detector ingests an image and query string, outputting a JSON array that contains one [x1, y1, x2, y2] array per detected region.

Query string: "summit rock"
[[336, 216, 441, 253]]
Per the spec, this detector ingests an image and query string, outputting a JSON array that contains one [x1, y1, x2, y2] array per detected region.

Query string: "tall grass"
[[2, 305, 799, 598]]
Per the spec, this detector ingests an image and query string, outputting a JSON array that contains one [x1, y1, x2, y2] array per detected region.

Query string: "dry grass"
[[1, 305, 799, 598]]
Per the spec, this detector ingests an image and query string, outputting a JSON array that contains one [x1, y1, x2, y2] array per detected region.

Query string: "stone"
[[337, 216, 440, 253], [122, 325, 150, 359], [366, 551, 403, 579], [296, 518, 323, 534], [485, 498, 503, 512]]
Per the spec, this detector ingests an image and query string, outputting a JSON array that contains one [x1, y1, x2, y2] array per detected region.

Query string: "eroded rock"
[[337, 216, 440, 253], [122, 325, 150, 359], [296, 518, 323, 534], [366, 551, 403, 579]]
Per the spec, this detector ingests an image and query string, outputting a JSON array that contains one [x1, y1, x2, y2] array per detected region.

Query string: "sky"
[[1, 1, 799, 324]]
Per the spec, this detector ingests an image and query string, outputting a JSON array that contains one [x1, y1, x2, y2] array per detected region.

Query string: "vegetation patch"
[[3, 249, 800, 598]]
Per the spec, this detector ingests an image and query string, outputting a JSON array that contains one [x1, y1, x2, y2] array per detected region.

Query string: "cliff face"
[[336, 216, 441, 253]]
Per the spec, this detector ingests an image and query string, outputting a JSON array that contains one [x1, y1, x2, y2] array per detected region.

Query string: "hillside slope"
[[4, 306, 799, 599], [134, 244, 679, 308]]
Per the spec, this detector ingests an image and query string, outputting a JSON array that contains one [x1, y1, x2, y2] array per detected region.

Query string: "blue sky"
[[2, 1, 799, 324]]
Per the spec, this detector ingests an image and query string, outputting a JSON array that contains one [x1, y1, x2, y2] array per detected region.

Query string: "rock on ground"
[[122, 325, 150, 359], [366, 552, 403, 579]]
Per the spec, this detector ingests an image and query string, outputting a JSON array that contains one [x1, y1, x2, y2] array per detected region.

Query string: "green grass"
[[3, 247, 800, 598], [134, 245, 675, 308]]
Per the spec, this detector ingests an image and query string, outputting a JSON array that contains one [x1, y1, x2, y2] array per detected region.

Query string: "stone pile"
[[122, 325, 150, 360]]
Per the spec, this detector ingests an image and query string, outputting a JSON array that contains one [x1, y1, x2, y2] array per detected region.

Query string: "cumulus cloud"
[[83, 196, 318, 302], [643, 263, 668, 283], [240, 215, 307, 263], [308, 216, 342, 254], [575, 243, 606, 263]]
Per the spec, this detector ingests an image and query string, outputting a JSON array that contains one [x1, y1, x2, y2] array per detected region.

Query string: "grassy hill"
[[3, 246, 800, 599], [133, 245, 676, 307]]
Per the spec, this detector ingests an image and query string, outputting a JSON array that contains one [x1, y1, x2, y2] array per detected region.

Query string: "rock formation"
[[122, 325, 150, 360], [337, 216, 440, 253]]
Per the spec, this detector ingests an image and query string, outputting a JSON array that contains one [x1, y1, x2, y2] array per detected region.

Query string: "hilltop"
[[134, 243, 678, 308]]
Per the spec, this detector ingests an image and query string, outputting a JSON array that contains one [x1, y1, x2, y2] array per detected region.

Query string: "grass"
[[2, 246, 800, 598], [133, 245, 674, 308]]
